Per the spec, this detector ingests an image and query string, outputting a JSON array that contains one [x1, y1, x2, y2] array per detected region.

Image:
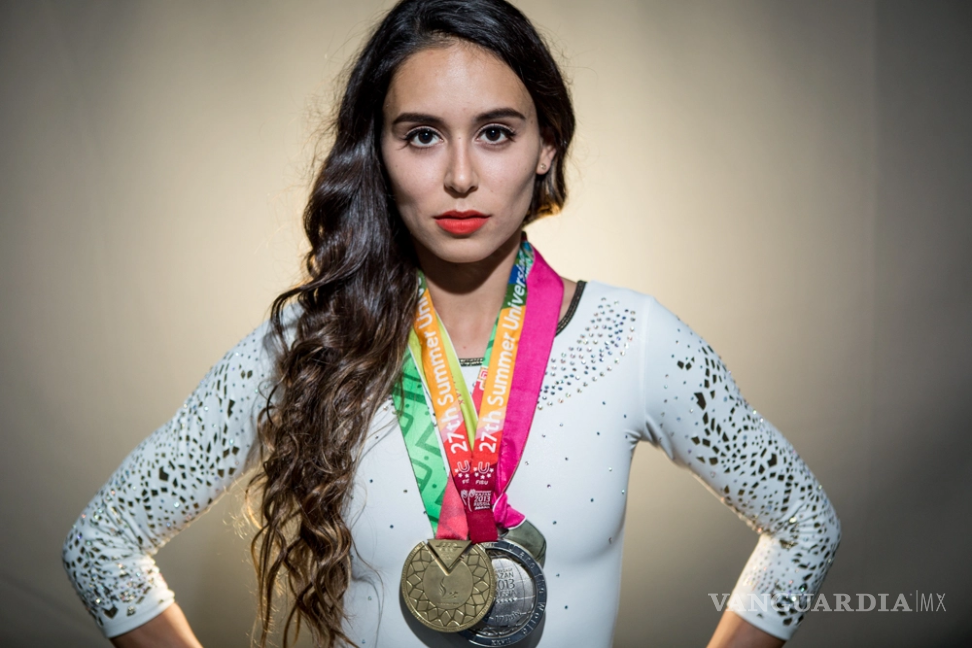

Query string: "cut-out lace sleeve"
[[638, 297, 840, 640], [61, 320, 277, 637]]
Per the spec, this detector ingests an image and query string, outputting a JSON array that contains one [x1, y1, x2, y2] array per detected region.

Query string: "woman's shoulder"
[[571, 279, 660, 305], [236, 299, 304, 362], [562, 279, 666, 330], [561, 279, 692, 359], [552, 279, 667, 366]]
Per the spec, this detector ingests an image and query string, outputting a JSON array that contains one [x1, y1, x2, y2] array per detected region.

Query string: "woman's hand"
[[706, 611, 786, 648], [110, 604, 203, 648]]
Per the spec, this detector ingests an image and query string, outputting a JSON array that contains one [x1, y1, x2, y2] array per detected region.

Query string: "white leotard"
[[62, 280, 840, 645]]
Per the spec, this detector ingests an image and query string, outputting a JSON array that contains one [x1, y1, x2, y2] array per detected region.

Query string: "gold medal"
[[401, 539, 496, 632]]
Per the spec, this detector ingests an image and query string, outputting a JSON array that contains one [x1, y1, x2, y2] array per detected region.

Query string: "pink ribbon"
[[493, 247, 562, 528]]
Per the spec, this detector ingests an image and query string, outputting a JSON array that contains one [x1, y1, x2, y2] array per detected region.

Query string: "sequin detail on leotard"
[[538, 296, 636, 410]]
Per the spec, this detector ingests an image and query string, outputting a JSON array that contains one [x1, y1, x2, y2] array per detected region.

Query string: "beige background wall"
[[1, 1, 969, 646]]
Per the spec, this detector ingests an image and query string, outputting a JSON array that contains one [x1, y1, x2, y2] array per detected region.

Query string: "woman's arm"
[[707, 611, 786, 648], [62, 316, 281, 640], [637, 296, 841, 643], [110, 604, 203, 648]]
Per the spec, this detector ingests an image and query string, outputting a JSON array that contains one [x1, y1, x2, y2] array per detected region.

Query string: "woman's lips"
[[434, 210, 489, 236]]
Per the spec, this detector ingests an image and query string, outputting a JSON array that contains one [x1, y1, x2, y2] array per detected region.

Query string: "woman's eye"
[[480, 126, 513, 144], [406, 128, 440, 147]]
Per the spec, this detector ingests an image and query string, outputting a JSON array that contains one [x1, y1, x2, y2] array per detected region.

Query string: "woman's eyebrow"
[[476, 107, 527, 122], [391, 107, 527, 127]]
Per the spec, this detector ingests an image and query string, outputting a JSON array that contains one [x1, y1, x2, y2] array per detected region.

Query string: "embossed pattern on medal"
[[480, 557, 535, 631], [403, 544, 494, 631]]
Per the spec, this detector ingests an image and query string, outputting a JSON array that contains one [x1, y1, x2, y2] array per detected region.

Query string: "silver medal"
[[459, 539, 546, 646]]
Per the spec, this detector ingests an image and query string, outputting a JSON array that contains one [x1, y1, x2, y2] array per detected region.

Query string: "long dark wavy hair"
[[247, 1, 575, 646]]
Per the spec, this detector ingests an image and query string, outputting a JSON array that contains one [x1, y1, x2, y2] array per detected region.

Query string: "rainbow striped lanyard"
[[394, 242, 533, 542]]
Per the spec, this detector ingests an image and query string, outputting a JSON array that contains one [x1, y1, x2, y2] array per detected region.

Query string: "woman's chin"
[[411, 229, 522, 268], [421, 242, 497, 266]]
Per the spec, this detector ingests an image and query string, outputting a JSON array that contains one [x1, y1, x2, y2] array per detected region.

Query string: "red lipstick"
[[434, 210, 489, 236]]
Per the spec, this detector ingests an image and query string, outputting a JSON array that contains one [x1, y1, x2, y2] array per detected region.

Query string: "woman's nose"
[[444, 139, 478, 196]]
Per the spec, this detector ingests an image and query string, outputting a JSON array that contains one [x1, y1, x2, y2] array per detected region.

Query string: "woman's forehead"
[[384, 41, 536, 123]]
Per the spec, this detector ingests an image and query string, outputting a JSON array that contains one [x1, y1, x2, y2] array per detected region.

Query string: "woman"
[[62, 1, 840, 646]]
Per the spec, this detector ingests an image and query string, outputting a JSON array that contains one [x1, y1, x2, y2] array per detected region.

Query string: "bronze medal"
[[401, 539, 496, 632]]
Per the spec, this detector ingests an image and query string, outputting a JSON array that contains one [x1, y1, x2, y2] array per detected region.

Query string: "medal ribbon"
[[413, 246, 528, 543], [393, 238, 564, 543]]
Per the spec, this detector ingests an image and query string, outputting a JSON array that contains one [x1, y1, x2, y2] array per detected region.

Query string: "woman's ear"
[[537, 127, 557, 175]]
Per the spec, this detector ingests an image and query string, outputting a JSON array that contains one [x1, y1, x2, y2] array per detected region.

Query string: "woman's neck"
[[415, 231, 521, 359]]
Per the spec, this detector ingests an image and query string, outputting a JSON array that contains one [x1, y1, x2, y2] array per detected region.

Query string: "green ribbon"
[[394, 352, 448, 529]]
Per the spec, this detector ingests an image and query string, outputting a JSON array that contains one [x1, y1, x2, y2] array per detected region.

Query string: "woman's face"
[[381, 40, 556, 266]]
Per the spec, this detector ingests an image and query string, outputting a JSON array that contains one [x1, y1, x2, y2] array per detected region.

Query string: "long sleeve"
[[61, 319, 278, 638], [638, 296, 840, 640]]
